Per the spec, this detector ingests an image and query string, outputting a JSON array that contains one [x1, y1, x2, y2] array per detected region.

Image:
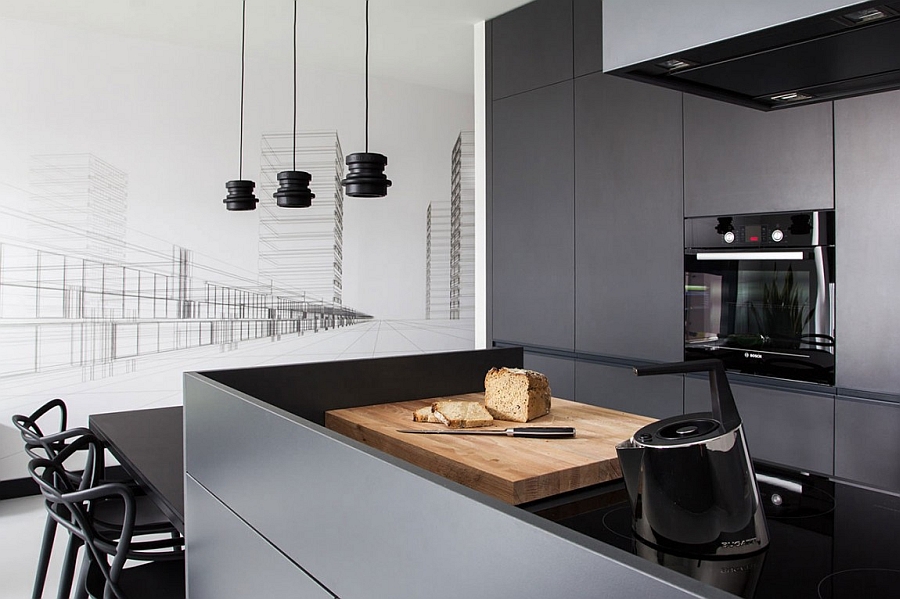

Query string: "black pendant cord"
[[293, 0, 297, 171], [365, 0, 369, 153], [339, 0, 390, 198], [239, 0, 247, 179], [223, 0, 257, 210], [273, 0, 314, 210]]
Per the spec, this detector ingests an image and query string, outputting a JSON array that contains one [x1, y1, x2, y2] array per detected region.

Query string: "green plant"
[[750, 266, 815, 346]]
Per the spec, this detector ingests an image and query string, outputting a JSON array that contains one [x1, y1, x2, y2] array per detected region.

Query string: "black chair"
[[28, 439, 185, 599], [13, 399, 177, 599]]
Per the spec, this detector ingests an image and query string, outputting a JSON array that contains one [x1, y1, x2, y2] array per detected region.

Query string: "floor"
[[0, 494, 70, 599], [0, 318, 476, 598]]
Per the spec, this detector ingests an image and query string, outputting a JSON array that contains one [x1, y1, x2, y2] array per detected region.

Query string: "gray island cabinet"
[[183, 348, 731, 599]]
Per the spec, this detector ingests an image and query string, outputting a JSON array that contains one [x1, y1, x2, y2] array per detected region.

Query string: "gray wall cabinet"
[[488, 0, 900, 486], [685, 378, 834, 475], [574, 72, 683, 361], [835, 395, 900, 492], [576, 361, 683, 419], [492, 80, 575, 351], [683, 94, 834, 217], [491, 0, 573, 99], [834, 89, 900, 395]]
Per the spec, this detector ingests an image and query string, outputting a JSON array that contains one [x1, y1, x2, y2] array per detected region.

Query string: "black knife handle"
[[507, 427, 576, 438]]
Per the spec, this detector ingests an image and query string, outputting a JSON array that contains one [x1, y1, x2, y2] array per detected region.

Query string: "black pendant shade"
[[342, 152, 392, 198], [224, 179, 258, 211], [341, 0, 391, 199], [274, 170, 315, 208]]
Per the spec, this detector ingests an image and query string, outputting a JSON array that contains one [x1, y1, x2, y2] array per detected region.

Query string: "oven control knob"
[[771, 229, 784, 243], [723, 231, 735, 244]]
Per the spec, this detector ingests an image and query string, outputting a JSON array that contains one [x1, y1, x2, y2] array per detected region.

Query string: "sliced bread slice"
[[431, 400, 494, 429], [412, 405, 443, 423]]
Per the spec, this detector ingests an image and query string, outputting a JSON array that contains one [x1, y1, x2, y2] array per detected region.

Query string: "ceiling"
[[0, 0, 533, 94]]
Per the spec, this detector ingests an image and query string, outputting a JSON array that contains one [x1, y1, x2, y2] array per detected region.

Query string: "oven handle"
[[799, 333, 835, 347], [694, 251, 806, 261]]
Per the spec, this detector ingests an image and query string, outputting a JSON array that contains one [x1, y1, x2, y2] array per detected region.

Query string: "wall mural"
[[0, 15, 476, 486]]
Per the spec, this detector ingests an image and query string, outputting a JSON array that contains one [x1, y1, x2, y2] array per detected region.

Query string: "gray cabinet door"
[[492, 0, 573, 99], [576, 360, 682, 419], [574, 0, 603, 77], [492, 81, 575, 351], [835, 395, 900, 493], [685, 378, 834, 475], [683, 95, 834, 217], [574, 73, 684, 361], [524, 352, 576, 401], [834, 90, 900, 395]]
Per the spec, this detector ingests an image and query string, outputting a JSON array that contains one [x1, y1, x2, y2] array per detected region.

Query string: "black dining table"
[[89, 406, 185, 534]]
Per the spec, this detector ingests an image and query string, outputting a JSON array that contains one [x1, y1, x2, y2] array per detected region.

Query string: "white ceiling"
[[0, 0, 533, 94]]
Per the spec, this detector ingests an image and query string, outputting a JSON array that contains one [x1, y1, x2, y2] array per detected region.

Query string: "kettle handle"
[[633, 359, 740, 430]]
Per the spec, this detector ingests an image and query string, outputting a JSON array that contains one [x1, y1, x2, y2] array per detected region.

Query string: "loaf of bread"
[[412, 400, 494, 428], [484, 367, 551, 423]]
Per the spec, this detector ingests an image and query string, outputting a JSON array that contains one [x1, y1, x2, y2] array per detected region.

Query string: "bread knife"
[[396, 426, 575, 438]]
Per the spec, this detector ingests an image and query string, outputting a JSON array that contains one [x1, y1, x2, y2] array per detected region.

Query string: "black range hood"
[[610, 1, 900, 111]]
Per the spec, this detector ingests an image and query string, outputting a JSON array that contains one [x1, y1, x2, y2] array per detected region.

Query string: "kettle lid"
[[632, 413, 725, 447]]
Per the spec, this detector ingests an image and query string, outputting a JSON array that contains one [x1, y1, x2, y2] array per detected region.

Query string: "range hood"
[[603, 0, 900, 110]]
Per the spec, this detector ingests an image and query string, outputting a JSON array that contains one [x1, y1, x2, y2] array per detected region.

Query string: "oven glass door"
[[684, 247, 834, 384]]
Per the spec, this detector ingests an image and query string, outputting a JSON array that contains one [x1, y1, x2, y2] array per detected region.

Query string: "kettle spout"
[[616, 438, 643, 510]]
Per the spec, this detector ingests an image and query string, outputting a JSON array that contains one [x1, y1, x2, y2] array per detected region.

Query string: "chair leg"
[[71, 552, 90, 599], [32, 514, 57, 599], [55, 534, 82, 599]]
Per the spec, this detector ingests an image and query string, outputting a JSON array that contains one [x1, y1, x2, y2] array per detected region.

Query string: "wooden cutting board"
[[325, 394, 655, 505]]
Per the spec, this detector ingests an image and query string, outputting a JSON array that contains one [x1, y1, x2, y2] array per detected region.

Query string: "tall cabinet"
[[490, 0, 684, 418], [492, 82, 575, 353], [490, 0, 577, 400], [832, 89, 900, 491], [573, 73, 684, 418]]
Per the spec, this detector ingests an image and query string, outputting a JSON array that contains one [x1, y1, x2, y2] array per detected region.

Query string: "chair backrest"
[[29, 439, 138, 599], [13, 398, 92, 461]]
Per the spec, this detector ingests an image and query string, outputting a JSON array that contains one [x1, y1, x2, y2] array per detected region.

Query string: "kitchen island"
[[183, 348, 733, 598]]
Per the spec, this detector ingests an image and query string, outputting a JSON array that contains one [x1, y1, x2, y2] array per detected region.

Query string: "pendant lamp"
[[275, 0, 315, 208], [341, 0, 392, 198], [224, 0, 258, 211]]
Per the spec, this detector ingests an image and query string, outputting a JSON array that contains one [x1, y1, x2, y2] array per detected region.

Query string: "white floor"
[[0, 494, 71, 599], [0, 318, 477, 597]]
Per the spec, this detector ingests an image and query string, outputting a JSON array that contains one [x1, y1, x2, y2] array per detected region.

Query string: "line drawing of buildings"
[[0, 238, 369, 381], [450, 131, 475, 320], [0, 148, 369, 382], [426, 201, 451, 319], [258, 131, 345, 306], [28, 154, 128, 265]]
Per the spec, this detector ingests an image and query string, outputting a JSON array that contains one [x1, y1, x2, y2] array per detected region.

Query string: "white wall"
[[0, 13, 475, 484], [0, 15, 474, 318]]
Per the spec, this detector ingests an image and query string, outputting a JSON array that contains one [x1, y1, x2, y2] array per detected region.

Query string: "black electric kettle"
[[616, 359, 769, 559]]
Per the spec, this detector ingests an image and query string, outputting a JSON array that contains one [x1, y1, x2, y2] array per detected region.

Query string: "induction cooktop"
[[529, 462, 900, 598]]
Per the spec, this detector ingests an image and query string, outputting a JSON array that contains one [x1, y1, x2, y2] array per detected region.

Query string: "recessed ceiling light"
[[843, 7, 891, 23], [769, 92, 814, 103], [656, 58, 697, 72]]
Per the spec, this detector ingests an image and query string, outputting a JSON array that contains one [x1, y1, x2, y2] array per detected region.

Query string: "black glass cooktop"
[[529, 463, 900, 598]]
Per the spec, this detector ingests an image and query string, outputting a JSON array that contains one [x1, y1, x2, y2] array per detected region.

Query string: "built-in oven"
[[684, 211, 835, 385]]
